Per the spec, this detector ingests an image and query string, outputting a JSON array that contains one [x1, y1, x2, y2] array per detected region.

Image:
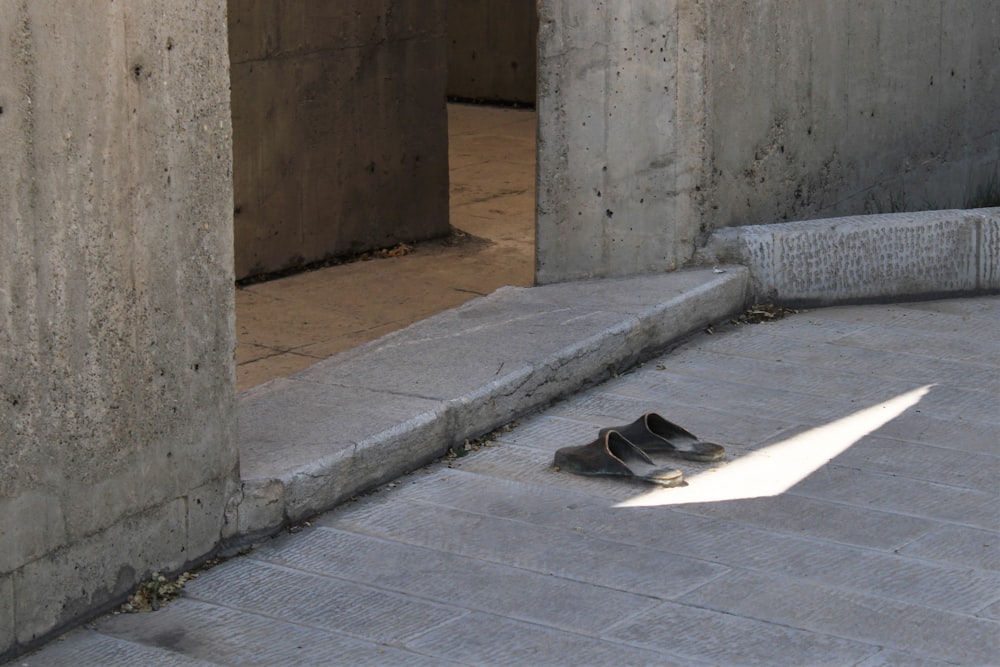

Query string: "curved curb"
[[230, 267, 750, 542]]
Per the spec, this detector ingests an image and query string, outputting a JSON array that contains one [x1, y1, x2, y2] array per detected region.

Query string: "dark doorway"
[[231, 2, 538, 390]]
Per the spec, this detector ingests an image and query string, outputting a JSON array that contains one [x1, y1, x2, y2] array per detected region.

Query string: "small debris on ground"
[[445, 421, 518, 465], [118, 571, 197, 613], [446, 443, 472, 459], [360, 242, 413, 261], [236, 228, 482, 287], [731, 304, 799, 324], [115, 549, 252, 614], [287, 519, 313, 534]]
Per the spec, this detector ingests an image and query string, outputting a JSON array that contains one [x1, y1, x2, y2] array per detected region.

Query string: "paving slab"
[[93, 599, 453, 667], [14, 295, 1000, 666], [788, 464, 1000, 531], [252, 527, 664, 637], [326, 465, 1000, 614], [319, 494, 731, 600], [606, 600, 882, 667], [831, 436, 1000, 493], [403, 612, 702, 667], [644, 346, 924, 403], [872, 412, 1000, 457], [673, 493, 940, 551], [683, 570, 1000, 665], [778, 346, 1000, 401], [179, 559, 462, 645], [900, 524, 1000, 572], [14, 630, 221, 667], [342, 464, 1000, 617], [603, 368, 874, 426], [985, 598, 1000, 622], [833, 323, 1000, 364], [854, 650, 968, 667]]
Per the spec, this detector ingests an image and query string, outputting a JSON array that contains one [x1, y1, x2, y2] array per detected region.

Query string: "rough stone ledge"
[[230, 266, 750, 542], [695, 208, 1000, 307]]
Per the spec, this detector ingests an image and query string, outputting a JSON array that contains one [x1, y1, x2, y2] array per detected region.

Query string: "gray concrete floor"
[[18, 295, 1000, 666]]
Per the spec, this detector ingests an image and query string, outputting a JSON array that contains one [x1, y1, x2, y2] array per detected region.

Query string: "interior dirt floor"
[[235, 104, 537, 391]]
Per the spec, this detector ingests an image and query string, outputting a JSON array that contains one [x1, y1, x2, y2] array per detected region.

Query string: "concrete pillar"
[[0, 1, 237, 656], [535, 1, 1000, 284], [535, 2, 706, 283]]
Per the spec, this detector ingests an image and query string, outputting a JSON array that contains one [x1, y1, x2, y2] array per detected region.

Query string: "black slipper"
[[601, 413, 726, 462], [553, 430, 684, 486]]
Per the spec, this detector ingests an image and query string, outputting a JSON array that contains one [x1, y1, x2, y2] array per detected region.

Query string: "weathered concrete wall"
[[699, 2, 1000, 234], [229, 1, 451, 280], [447, 0, 538, 104], [0, 1, 237, 658], [536, 1, 1000, 284], [535, 2, 706, 283]]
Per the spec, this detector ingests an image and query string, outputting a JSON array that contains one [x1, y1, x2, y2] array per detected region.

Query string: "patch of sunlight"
[[615, 384, 934, 508]]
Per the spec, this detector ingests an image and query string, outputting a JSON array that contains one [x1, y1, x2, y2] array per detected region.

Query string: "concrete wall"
[[0, 1, 238, 658], [536, 1, 1000, 284], [229, 1, 451, 280], [447, 0, 538, 104], [535, 2, 706, 283]]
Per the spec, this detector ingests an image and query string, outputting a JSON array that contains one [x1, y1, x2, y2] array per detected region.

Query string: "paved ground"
[[17, 295, 1000, 666]]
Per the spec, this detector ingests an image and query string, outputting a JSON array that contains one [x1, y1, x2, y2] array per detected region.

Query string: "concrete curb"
[[696, 208, 1000, 306], [230, 207, 1000, 544], [231, 266, 750, 541]]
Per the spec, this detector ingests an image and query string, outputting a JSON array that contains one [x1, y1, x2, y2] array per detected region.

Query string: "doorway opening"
[[231, 3, 538, 391]]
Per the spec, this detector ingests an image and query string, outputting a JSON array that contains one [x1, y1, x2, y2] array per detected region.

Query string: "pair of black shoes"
[[553, 413, 725, 487]]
